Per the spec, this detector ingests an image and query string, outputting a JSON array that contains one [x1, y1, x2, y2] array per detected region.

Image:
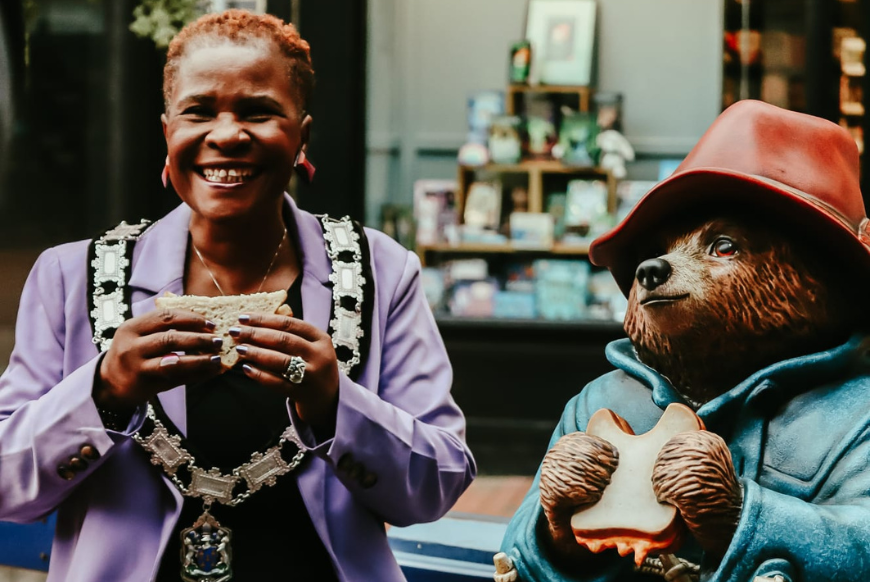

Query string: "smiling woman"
[[0, 9, 475, 582]]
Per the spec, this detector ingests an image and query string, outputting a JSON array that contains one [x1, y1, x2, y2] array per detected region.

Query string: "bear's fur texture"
[[623, 215, 854, 407], [540, 433, 619, 554], [651, 431, 742, 555]]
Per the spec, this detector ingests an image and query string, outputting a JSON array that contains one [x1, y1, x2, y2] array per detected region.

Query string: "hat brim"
[[590, 168, 870, 297]]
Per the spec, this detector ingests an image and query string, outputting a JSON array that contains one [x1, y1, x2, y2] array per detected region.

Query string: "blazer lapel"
[[285, 195, 334, 333], [120, 197, 334, 435], [128, 203, 191, 435]]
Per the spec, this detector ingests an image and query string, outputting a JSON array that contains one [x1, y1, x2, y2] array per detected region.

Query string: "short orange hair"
[[163, 10, 315, 112]]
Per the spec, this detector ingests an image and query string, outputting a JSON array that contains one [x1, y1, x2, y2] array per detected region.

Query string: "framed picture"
[[525, 0, 596, 86], [413, 180, 458, 246], [210, 0, 268, 13], [463, 181, 502, 231]]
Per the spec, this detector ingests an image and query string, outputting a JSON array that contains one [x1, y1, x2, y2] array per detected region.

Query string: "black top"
[[156, 276, 339, 581]]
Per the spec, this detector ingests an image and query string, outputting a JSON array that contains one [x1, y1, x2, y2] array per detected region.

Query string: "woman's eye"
[[181, 106, 212, 118], [244, 109, 275, 121], [710, 237, 737, 257]]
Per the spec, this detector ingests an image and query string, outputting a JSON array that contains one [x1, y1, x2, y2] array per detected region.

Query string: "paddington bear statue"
[[498, 100, 870, 582]]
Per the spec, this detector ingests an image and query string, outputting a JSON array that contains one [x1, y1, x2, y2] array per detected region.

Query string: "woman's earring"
[[294, 150, 316, 184], [161, 156, 170, 188]]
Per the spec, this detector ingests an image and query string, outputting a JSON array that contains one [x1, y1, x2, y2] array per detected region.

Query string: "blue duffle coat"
[[501, 336, 870, 582]]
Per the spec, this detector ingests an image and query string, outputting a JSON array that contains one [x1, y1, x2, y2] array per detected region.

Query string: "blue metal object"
[[0, 514, 54, 572], [388, 512, 506, 581]]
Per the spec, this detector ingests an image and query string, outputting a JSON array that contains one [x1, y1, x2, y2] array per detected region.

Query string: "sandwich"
[[155, 290, 290, 370]]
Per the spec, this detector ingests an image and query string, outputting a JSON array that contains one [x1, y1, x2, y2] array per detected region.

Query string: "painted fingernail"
[[235, 345, 248, 355], [205, 320, 217, 331], [212, 337, 223, 347], [228, 326, 241, 337], [242, 364, 254, 374], [210, 355, 221, 364], [238, 314, 251, 323], [160, 355, 180, 367]]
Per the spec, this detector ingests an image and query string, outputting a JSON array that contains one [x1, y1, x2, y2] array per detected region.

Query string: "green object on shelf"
[[509, 40, 532, 84]]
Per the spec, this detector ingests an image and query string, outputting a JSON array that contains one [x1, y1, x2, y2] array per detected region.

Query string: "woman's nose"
[[206, 115, 251, 150], [636, 258, 672, 290]]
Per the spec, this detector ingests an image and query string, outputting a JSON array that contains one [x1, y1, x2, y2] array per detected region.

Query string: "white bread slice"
[[570, 403, 704, 564], [155, 290, 289, 370]]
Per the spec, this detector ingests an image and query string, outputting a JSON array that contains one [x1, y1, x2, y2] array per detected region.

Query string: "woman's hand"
[[230, 313, 340, 429], [95, 309, 224, 411]]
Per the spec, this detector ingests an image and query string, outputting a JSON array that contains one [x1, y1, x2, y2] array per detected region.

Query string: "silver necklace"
[[191, 226, 287, 296]]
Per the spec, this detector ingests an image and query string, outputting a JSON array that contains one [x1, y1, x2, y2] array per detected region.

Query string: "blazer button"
[[80, 445, 100, 461], [347, 462, 364, 482], [68, 457, 88, 472], [360, 471, 378, 489], [337, 453, 355, 472], [57, 465, 75, 481]]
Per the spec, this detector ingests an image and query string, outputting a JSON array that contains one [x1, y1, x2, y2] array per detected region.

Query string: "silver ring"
[[282, 356, 306, 384]]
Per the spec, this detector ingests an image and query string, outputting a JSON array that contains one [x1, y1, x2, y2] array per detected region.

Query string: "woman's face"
[[162, 40, 310, 223]]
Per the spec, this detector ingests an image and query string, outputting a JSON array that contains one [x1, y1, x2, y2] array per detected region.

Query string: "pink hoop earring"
[[294, 150, 316, 184], [161, 156, 170, 188]]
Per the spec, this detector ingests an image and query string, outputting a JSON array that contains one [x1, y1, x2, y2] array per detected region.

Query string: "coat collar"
[[606, 334, 870, 429], [128, 193, 333, 295]]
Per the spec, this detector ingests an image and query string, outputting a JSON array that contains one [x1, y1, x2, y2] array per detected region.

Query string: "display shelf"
[[506, 84, 592, 114], [457, 162, 615, 218], [417, 242, 593, 265], [435, 315, 623, 333]]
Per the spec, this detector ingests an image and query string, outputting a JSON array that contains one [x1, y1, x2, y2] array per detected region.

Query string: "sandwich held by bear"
[[498, 100, 870, 582]]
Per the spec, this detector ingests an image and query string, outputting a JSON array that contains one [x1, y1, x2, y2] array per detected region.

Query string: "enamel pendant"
[[180, 509, 233, 582]]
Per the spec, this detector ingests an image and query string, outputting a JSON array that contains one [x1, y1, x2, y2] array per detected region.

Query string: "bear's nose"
[[636, 258, 672, 291]]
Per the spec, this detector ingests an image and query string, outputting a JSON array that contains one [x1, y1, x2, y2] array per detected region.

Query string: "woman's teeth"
[[202, 168, 255, 183]]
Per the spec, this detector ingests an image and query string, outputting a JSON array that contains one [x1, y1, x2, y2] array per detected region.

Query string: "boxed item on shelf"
[[493, 290, 537, 319], [449, 278, 499, 318], [414, 180, 458, 247], [445, 258, 489, 282], [564, 179, 610, 238], [510, 212, 554, 249], [533, 259, 590, 320], [464, 181, 503, 230], [420, 267, 447, 313], [467, 91, 505, 145], [615, 181, 657, 223], [505, 261, 536, 294], [587, 270, 628, 322]]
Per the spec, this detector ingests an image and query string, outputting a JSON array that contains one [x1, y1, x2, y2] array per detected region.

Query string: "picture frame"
[[413, 180, 458, 246], [463, 181, 503, 231], [525, 0, 596, 86], [210, 0, 268, 13]]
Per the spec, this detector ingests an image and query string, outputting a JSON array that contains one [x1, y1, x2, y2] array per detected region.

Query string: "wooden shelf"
[[459, 161, 609, 175], [418, 242, 592, 257], [506, 84, 592, 113], [435, 315, 623, 333], [507, 84, 592, 93], [457, 162, 616, 217]]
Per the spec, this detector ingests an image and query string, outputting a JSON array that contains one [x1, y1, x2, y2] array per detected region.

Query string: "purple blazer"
[[0, 196, 476, 581]]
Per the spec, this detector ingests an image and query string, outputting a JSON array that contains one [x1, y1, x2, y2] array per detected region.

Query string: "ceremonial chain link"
[[319, 216, 365, 376], [133, 404, 306, 508]]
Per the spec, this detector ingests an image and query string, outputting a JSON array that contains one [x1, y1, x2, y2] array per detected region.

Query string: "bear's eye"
[[710, 237, 737, 257]]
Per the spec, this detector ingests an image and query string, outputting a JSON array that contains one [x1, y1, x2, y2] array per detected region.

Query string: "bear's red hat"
[[590, 99, 870, 297]]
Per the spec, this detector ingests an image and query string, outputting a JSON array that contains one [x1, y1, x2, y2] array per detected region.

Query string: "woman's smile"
[[162, 40, 309, 221]]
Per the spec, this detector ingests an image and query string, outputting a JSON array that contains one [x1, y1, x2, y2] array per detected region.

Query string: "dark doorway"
[[291, 0, 368, 221]]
